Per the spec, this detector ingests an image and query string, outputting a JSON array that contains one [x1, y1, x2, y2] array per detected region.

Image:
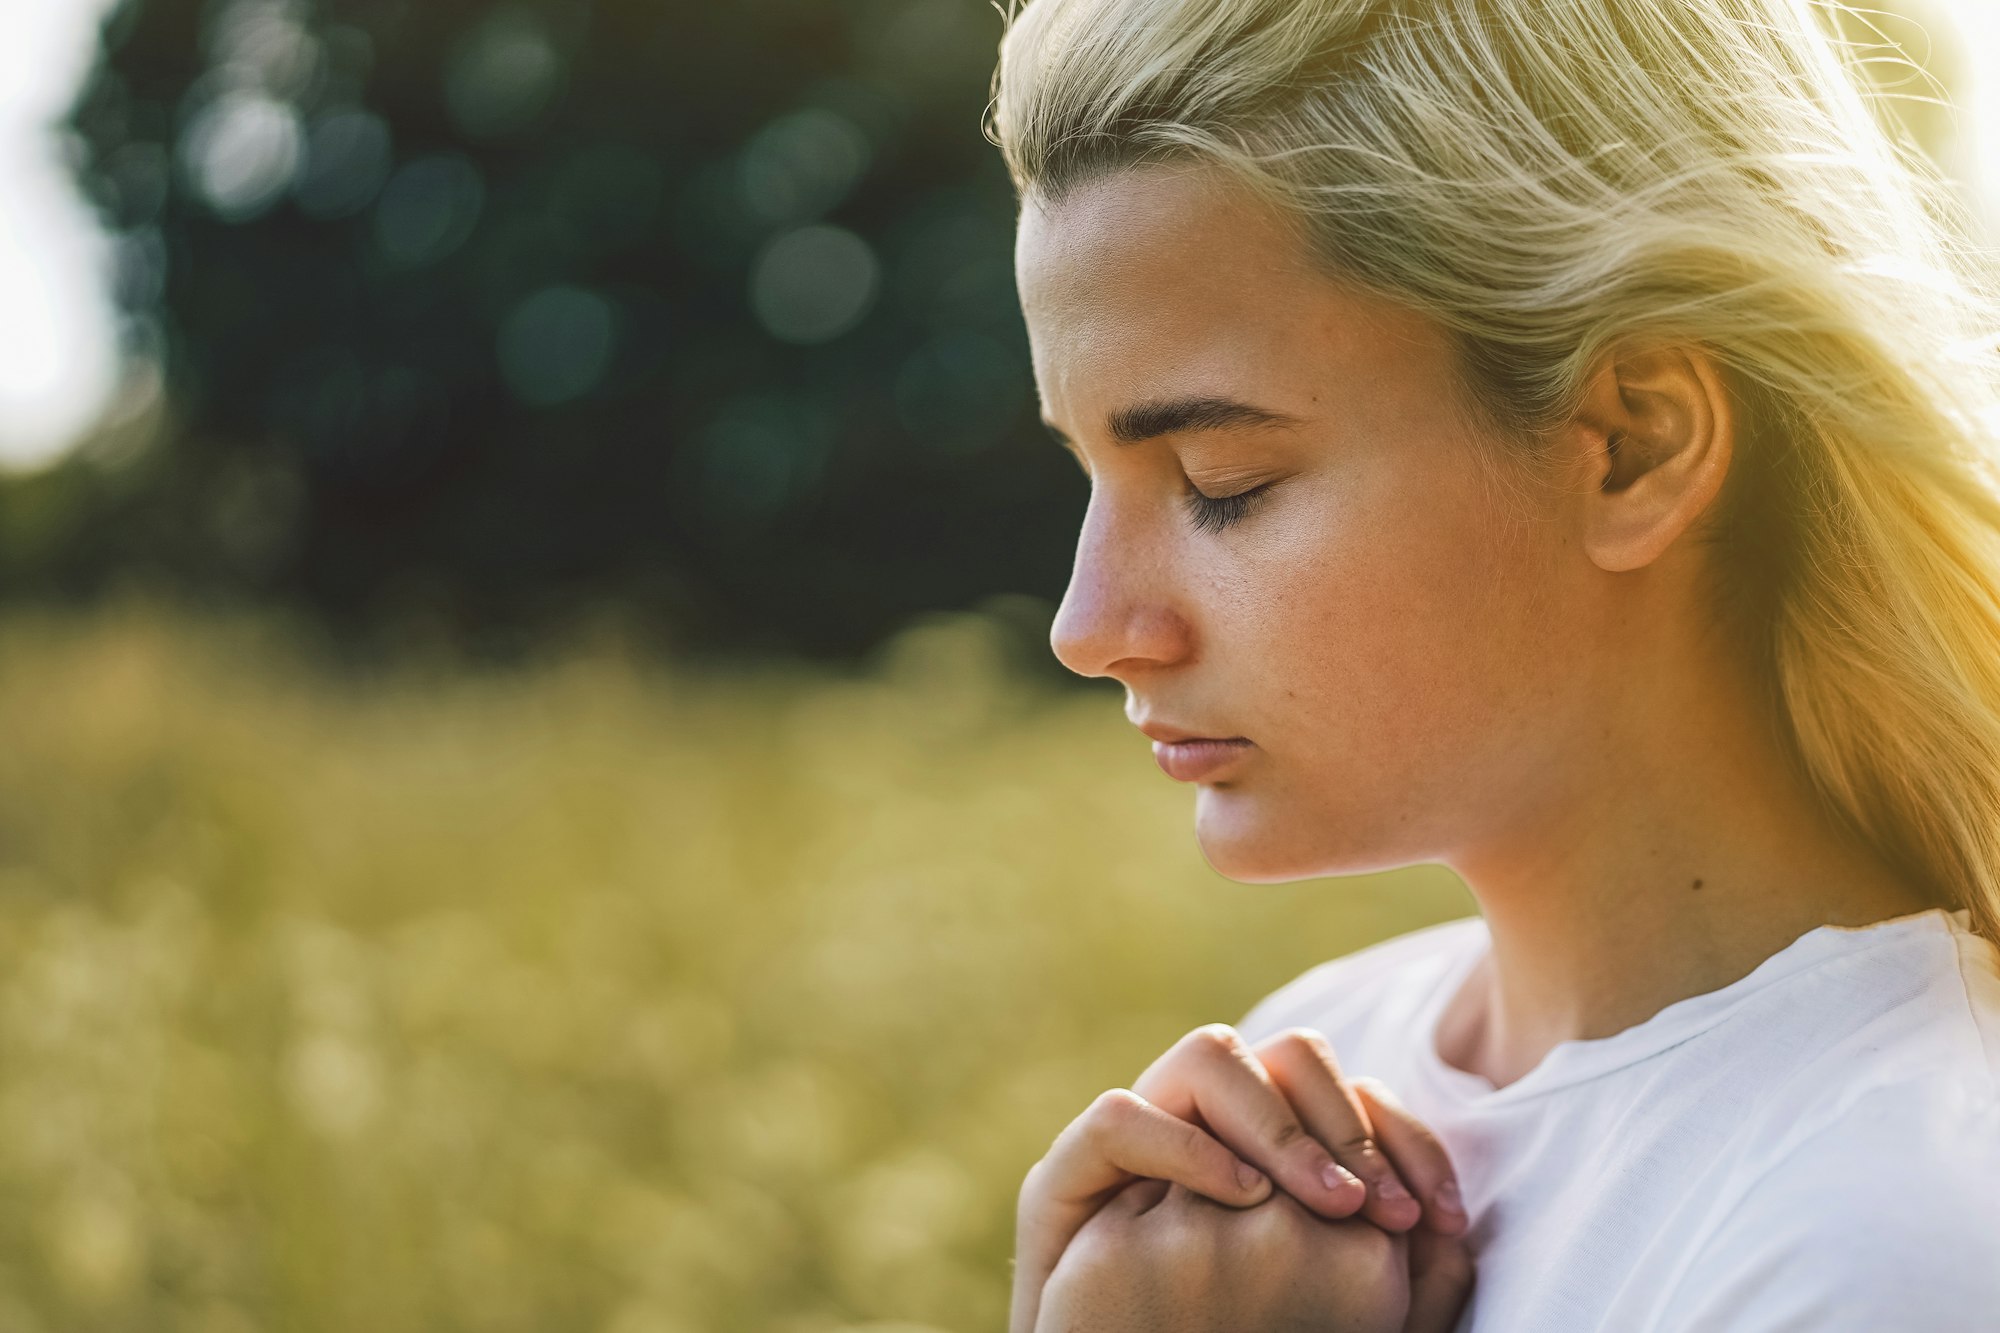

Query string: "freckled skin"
[[1016, 163, 1593, 884]]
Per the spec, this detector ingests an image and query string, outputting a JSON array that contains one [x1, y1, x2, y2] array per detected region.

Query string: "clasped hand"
[[1012, 1024, 1475, 1333]]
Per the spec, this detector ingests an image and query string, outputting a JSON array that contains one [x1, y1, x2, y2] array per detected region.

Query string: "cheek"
[[1231, 466, 1549, 763], [1186, 465, 1564, 879]]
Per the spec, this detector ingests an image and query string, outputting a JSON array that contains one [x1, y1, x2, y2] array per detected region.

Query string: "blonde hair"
[[987, 0, 2000, 942]]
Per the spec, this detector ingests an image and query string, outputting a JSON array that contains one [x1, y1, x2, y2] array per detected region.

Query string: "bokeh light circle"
[[177, 88, 303, 222], [497, 284, 617, 406], [748, 225, 879, 345]]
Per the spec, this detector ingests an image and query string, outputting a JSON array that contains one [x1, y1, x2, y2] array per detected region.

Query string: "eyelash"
[[1183, 481, 1274, 533]]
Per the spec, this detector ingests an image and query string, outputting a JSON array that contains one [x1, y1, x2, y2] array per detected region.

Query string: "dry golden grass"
[[0, 597, 1471, 1332]]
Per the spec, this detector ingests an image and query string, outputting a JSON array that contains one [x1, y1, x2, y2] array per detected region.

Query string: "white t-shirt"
[[1234, 906, 2000, 1332]]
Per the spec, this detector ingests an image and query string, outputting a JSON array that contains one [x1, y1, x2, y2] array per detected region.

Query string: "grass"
[[0, 596, 1472, 1332]]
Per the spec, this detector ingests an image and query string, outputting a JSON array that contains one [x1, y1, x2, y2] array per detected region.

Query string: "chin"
[[1192, 794, 1324, 883], [1192, 790, 1413, 883]]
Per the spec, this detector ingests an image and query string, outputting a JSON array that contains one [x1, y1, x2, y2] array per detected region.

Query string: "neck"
[[1435, 626, 1942, 1091]]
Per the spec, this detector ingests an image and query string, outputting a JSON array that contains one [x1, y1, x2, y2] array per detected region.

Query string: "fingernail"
[[1437, 1178, 1465, 1214], [1376, 1174, 1412, 1201], [1322, 1161, 1361, 1193], [1237, 1162, 1266, 1191]]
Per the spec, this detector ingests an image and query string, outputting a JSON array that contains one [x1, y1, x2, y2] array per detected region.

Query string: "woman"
[[987, 1, 2000, 1329]]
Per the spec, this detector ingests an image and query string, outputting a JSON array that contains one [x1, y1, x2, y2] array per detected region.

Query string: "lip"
[[1150, 737, 1255, 783], [1134, 721, 1247, 745]]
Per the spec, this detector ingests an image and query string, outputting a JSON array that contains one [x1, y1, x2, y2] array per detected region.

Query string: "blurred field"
[[0, 597, 1472, 1333]]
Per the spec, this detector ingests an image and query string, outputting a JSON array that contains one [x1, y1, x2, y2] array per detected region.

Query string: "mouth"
[[1150, 737, 1255, 783]]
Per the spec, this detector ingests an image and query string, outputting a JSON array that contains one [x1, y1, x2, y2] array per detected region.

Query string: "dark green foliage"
[[37, 0, 1079, 665]]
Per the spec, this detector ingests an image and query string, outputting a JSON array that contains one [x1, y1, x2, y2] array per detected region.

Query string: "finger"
[[1011, 1087, 1270, 1333], [1049, 1086, 1275, 1209], [1133, 1023, 1368, 1221], [1253, 1027, 1422, 1232], [1352, 1076, 1469, 1236], [1405, 1222, 1476, 1333]]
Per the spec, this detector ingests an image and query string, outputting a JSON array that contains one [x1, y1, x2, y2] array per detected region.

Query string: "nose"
[[1048, 496, 1194, 679]]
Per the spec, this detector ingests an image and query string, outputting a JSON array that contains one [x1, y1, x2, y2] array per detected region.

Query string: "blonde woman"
[[987, 1, 2000, 1329]]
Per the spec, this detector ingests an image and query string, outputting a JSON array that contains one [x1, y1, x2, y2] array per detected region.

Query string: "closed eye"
[[1184, 480, 1276, 534]]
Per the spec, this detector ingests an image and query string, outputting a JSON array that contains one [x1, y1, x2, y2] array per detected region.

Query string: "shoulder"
[[1659, 1075, 2000, 1330], [1234, 914, 1486, 1045], [1760, 912, 2000, 1108]]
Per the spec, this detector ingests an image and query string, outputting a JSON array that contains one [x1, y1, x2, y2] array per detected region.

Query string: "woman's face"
[[1015, 163, 1598, 882]]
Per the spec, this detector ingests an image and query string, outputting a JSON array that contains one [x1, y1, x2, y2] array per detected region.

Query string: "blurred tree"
[[33, 0, 1083, 664]]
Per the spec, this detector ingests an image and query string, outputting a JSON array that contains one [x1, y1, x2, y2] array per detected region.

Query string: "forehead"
[[1013, 164, 1441, 424], [1015, 164, 1309, 293]]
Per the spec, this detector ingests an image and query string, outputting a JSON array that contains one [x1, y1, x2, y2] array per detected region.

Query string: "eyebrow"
[[1041, 395, 1305, 449]]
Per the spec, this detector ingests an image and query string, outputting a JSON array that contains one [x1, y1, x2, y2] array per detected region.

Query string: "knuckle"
[[1085, 1087, 1144, 1129], [1089, 1086, 1145, 1118], [1362, 1160, 1404, 1193], [1080, 1088, 1145, 1150], [1188, 1021, 1248, 1056], [1276, 1026, 1342, 1066], [1330, 1125, 1380, 1156], [1265, 1116, 1311, 1155]]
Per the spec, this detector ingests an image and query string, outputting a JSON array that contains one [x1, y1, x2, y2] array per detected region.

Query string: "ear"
[[1566, 341, 1735, 573]]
